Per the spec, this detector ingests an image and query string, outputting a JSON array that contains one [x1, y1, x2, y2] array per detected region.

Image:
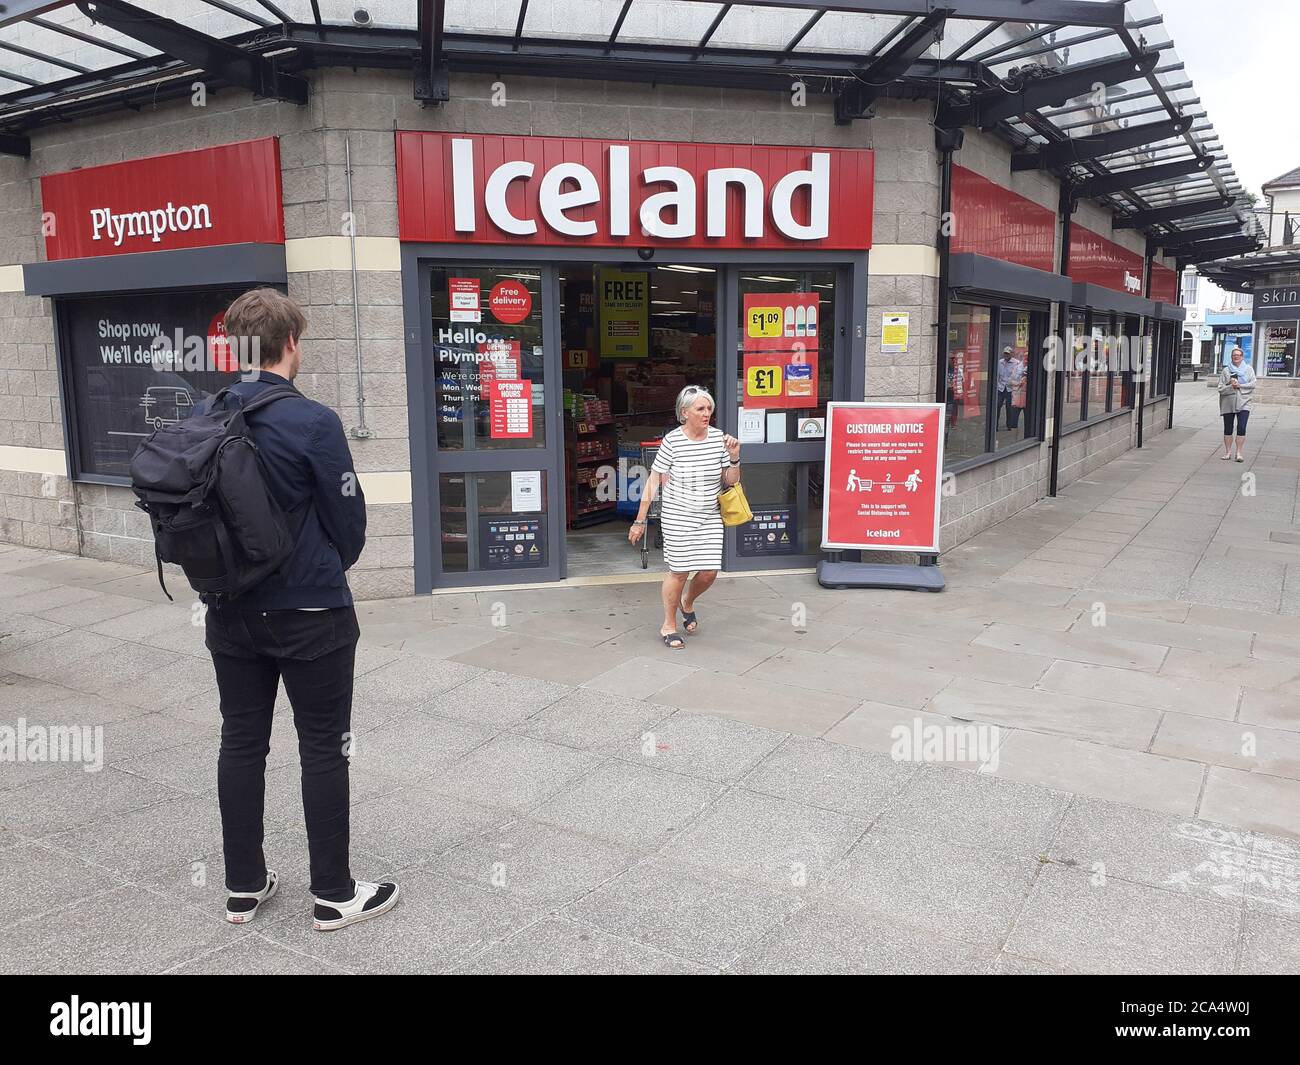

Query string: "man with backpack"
[[132, 287, 398, 931]]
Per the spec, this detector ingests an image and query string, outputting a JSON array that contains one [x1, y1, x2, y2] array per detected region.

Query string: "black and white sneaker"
[[225, 870, 279, 924], [312, 879, 400, 931]]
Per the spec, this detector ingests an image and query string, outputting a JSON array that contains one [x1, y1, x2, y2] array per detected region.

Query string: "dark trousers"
[[996, 389, 1021, 430], [205, 605, 360, 903]]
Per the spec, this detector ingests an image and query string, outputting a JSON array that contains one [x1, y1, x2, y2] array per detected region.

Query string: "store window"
[[438, 471, 550, 573], [1063, 308, 1087, 427], [429, 265, 546, 451], [734, 270, 836, 442], [1089, 314, 1112, 415], [1262, 321, 1297, 377], [944, 303, 991, 465], [993, 308, 1033, 452], [57, 286, 254, 480]]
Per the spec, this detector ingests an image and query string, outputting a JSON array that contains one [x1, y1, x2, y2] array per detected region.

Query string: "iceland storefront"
[[0, 2, 1246, 597]]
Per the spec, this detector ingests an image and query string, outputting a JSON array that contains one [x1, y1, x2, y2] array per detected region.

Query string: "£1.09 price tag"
[[747, 305, 784, 338]]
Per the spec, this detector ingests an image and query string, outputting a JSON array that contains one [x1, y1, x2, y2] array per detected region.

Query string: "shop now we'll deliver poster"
[[822, 403, 944, 553]]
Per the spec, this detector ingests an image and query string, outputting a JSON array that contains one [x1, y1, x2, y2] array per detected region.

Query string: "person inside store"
[[628, 385, 740, 649], [1218, 345, 1256, 463], [996, 345, 1025, 430]]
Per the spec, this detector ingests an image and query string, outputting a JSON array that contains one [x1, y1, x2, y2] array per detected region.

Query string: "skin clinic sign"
[[821, 402, 945, 553]]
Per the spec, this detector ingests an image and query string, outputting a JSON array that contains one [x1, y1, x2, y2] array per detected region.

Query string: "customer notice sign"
[[821, 402, 945, 553]]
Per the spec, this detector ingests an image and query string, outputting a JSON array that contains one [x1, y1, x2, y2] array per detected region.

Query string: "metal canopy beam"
[[671, 0, 1127, 28], [1073, 154, 1213, 198], [1158, 222, 1247, 251], [947, 50, 1160, 129], [1114, 196, 1235, 229], [835, 9, 947, 123], [415, 0, 448, 101], [29, 15, 149, 60], [76, 0, 309, 103], [1012, 116, 1191, 172], [1180, 238, 1261, 265], [0, 1, 68, 31]]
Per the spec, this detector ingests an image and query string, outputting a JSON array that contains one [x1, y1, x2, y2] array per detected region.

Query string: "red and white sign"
[[741, 292, 820, 410], [489, 280, 533, 324], [951, 166, 1056, 274], [40, 137, 284, 261], [1150, 261, 1178, 304], [489, 379, 533, 439], [206, 311, 239, 373], [478, 339, 521, 399], [822, 403, 945, 553], [395, 132, 874, 250], [449, 277, 482, 322]]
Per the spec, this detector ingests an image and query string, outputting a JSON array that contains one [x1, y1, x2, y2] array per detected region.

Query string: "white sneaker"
[[225, 870, 279, 924], [312, 879, 400, 931]]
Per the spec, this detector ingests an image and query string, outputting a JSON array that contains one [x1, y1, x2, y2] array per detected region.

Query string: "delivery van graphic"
[[140, 386, 194, 430]]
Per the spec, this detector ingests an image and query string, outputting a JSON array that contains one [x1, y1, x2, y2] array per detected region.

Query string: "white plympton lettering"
[[90, 208, 108, 241], [771, 152, 830, 241], [539, 162, 599, 237], [639, 166, 696, 239], [706, 167, 764, 238], [608, 145, 630, 237], [484, 159, 538, 235]]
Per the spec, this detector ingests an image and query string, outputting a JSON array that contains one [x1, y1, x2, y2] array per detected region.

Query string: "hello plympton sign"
[[396, 132, 874, 250], [40, 137, 284, 261]]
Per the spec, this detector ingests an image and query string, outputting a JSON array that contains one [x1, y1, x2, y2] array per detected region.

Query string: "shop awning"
[[23, 242, 287, 297], [1071, 281, 1158, 318], [0, 1, 1260, 265], [1152, 302, 1186, 322], [949, 252, 1074, 305]]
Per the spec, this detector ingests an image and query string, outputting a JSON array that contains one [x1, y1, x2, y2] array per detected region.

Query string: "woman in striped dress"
[[628, 386, 741, 649]]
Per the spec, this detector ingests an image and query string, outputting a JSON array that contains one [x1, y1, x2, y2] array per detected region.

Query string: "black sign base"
[[816, 560, 945, 592]]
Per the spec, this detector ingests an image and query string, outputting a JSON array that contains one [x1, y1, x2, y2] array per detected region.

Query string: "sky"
[[1158, 0, 1300, 197]]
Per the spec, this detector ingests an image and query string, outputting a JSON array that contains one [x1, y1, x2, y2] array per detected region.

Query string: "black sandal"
[[662, 631, 686, 649], [679, 608, 698, 634]]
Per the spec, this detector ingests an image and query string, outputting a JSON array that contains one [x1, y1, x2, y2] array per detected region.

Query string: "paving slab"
[[1199, 767, 1300, 841], [601, 710, 785, 783], [652, 669, 858, 737], [740, 735, 914, 820], [1036, 660, 1240, 720], [1005, 864, 1238, 975], [460, 916, 705, 975]]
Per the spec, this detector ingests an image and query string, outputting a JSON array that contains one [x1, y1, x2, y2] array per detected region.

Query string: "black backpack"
[[129, 385, 305, 602]]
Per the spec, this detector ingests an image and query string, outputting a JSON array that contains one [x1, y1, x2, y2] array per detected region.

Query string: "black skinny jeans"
[[205, 605, 360, 903]]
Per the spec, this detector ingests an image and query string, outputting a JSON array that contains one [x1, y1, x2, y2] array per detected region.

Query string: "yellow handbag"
[[718, 482, 753, 527]]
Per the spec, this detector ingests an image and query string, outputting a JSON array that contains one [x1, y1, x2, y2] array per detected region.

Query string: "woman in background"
[[1218, 346, 1256, 463]]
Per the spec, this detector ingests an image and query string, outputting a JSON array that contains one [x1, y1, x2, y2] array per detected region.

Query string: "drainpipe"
[[933, 127, 962, 405], [1169, 260, 1183, 431], [1048, 182, 1073, 498], [345, 136, 373, 440]]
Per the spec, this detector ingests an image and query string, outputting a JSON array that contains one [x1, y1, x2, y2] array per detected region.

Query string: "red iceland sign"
[[40, 137, 285, 261], [396, 132, 874, 250]]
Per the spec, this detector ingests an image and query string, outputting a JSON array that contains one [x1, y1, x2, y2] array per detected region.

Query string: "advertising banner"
[[598, 268, 649, 358], [58, 287, 252, 478], [741, 292, 819, 409], [822, 402, 945, 553]]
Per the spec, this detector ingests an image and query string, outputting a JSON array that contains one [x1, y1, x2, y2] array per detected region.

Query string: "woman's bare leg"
[[661, 571, 688, 636], [682, 570, 718, 612]]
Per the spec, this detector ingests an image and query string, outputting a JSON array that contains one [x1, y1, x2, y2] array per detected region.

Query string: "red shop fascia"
[[24, 137, 288, 484]]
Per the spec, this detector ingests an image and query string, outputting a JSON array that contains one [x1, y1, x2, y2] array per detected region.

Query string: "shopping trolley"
[[636, 438, 664, 569]]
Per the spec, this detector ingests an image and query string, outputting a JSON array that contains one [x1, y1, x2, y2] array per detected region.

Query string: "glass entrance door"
[[721, 266, 849, 570], [420, 261, 565, 587]]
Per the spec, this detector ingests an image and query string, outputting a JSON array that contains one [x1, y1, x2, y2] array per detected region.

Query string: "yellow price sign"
[[747, 363, 783, 397], [566, 348, 590, 369], [747, 306, 784, 338]]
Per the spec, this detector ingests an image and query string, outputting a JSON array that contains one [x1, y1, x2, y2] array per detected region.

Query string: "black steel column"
[[1048, 182, 1073, 497], [933, 128, 961, 405]]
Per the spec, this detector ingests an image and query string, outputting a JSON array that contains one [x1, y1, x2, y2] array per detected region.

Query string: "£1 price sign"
[[741, 293, 819, 410]]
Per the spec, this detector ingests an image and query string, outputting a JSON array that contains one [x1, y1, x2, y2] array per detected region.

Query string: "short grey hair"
[[675, 385, 714, 423]]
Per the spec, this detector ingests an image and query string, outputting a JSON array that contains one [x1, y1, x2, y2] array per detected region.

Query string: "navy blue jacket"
[[201, 371, 366, 610]]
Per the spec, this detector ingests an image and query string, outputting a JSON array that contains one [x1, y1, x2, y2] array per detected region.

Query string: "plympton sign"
[[822, 402, 944, 554], [40, 138, 284, 261], [396, 132, 874, 250]]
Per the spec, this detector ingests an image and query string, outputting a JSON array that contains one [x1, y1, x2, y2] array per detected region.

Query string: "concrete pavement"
[[2, 381, 1298, 973]]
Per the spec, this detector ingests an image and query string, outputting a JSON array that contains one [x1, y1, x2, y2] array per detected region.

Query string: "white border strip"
[[284, 236, 401, 273], [0, 264, 25, 293], [0, 445, 66, 476], [869, 244, 940, 278]]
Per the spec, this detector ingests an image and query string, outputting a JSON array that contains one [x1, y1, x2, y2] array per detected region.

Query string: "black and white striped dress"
[[652, 426, 728, 573]]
